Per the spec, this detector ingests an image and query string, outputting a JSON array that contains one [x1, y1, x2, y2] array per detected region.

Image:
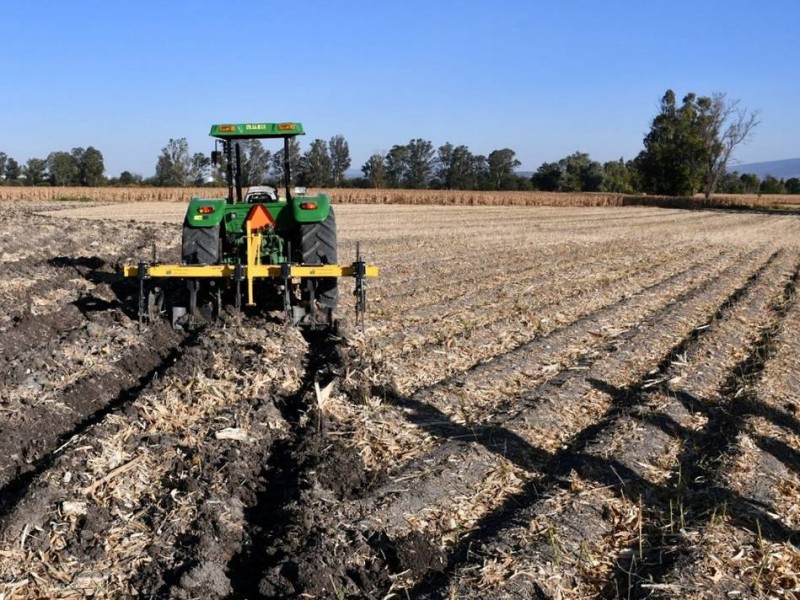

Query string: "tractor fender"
[[184, 197, 227, 227], [291, 193, 331, 223]]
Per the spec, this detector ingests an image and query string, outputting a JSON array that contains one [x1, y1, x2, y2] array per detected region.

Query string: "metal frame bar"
[[123, 264, 379, 279]]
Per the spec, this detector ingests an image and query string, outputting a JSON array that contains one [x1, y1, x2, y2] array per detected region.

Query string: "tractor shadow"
[[366, 272, 800, 598], [48, 255, 140, 319], [373, 371, 800, 598]]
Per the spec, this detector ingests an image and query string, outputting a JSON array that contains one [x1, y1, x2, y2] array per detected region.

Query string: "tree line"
[[2, 90, 797, 196], [0, 148, 105, 187]]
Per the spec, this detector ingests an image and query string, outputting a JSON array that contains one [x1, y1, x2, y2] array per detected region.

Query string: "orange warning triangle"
[[246, 204, 276, 230]]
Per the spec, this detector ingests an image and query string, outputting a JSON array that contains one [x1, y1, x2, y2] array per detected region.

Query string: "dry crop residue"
[[0, 201, 798, 599]]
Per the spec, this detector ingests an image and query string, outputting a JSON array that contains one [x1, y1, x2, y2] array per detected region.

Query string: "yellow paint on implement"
[[123, 203, 378, 309], [121, 264, 379, 278], [246, 220, 260, 306]]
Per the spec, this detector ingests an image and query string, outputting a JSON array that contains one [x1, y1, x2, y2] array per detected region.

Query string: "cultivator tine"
[[281, 260, 292, 322], [137, 261, 147, 326], [307, 278, 317, 322], [234, 263, 244, 311], [188, 279, 198, 321], [214, 286, 222, 320], [354, 242, 367, 331]]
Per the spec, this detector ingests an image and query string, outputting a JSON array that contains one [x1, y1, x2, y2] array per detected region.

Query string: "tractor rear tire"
[[300, 208, 339, 310], [182, 223, 220, 265]]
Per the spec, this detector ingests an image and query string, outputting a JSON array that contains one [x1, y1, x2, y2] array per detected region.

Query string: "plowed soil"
[[1, 201, 799, 599]]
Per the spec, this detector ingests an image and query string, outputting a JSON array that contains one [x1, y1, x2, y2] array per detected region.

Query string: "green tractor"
[[124, 122, 377, 327]]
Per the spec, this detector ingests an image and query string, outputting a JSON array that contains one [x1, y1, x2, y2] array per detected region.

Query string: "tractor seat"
[[245, 186, 278, 203]]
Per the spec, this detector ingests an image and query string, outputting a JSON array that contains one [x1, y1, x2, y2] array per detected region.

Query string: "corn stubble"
[[0, 201, 799, 598]]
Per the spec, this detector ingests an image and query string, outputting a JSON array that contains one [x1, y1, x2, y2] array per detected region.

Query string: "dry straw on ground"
[[2, 202, 800, 598]]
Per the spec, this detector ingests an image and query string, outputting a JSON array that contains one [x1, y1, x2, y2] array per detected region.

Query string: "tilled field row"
[[333, 245, 756, 477], [362, 248, 777, 532], [641, 258, 800, 599], [235, 246, 785, 597], [0, 318, 311, 599], [0, 323, 185, 490], [371, 240, 718, 349], [379, 245, 730, 394], [422, 250, 799, 599]]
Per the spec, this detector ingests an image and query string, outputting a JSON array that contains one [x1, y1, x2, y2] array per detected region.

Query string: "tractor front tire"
[[182, 223, 220, 265], [300, 209, 339, 310]]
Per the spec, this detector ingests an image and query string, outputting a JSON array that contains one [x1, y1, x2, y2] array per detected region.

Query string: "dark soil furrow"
[[224, 329, 354, 599], [0, 322, 190, 519], [0, 316, 302, 598], [0, 321, 186, 491]]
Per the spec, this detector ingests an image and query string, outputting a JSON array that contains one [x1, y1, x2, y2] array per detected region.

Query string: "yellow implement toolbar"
[[123, 264, 379, 278]]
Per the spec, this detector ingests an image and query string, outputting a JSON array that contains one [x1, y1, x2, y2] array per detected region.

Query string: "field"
[[1, 200, 799, 599]]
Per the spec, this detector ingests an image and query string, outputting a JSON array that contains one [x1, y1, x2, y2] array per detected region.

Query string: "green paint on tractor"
[[123, 120, 376, 329], [178, 121, 340, 316], [182, 121, 332, 268], [209, 122, 305, 139]]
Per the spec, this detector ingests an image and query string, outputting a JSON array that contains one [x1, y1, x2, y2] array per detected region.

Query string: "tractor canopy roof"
[[209, 122, 305, 139]]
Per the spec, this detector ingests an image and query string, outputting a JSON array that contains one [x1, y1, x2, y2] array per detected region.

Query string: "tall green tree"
[[435, 143, 455, 188], [739, 173, 760, 194], [405, 138, 435, 188], [385, 144, 409, 187], [635, 90, 707, 196], [785, 178, 800, 194], [361, 153, 387, 188], [47, 151, 80, 186], [118, 171, 143, 185], [601, 159, 634, 193], [238, 140, 270, 186], [635, 90, 758, 197], [300, 139, 333, 186], [760, 175, 785, 194], [5, 158, 20, 181], [155, 138, 192, 186], [81, 146, 105, 186], [70, 147, 85, 184], [270, 137, 301, 186], [23, 158, 47, 185], [717, 171, 745, 194], [487, 148, 521, 190], [0, 152, 7, 180], [436, 143, 484, 190], [190, 152, 213, 185], [558, 152, 603, 192], [531, 162, 562, 191], [328, 135, 351, 186]]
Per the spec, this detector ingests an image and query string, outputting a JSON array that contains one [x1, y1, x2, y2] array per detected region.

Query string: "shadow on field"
[[47, 254, 172, 320], [371, 265, 800, 598]]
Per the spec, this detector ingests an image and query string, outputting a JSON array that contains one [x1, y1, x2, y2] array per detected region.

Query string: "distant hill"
[[731, 158, 800, 179]]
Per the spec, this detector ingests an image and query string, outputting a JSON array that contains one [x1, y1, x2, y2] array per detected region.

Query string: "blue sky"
[[1, 0, 797, 177]]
